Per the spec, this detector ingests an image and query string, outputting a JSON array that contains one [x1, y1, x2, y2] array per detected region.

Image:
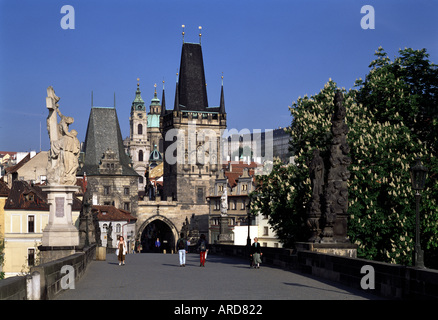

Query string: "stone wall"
[[0, 276, 27, 300], [212, 244, 438, 299], [0, 245, 96, 300]]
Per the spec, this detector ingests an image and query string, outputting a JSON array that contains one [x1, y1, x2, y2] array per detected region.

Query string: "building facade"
[[136, 40, 227, 251], [2, 180, 80, 277], [92, 205, 137, 251], [127, 80, 150, 191], [79, 106, 140, 214], [208, 161, 283, 248]]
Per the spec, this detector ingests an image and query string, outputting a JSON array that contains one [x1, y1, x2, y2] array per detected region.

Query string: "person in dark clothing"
[[250, 237, 262, 268], [196, 234, 209, 267]]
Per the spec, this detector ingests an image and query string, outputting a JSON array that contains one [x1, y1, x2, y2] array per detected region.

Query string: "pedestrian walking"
[[250, 237, 262, 269], [176, 233, 188, 267], [155, 237, 161, 253], [197, 234, 209, 267], [117, 236, 128, 266]]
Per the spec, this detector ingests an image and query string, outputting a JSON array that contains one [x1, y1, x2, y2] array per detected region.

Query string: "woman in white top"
[[117, 236, 128, 266]]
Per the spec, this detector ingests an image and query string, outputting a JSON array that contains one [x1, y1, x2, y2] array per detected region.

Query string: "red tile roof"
[[92, 205, 137, 222], [221, 161, 258, 188], [4, 180, 82, 211], [0, 180, 10, 197]]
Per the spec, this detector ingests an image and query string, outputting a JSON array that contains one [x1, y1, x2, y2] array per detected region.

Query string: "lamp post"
[[410, 157, 428, 268], [246, 196, 252, 248]]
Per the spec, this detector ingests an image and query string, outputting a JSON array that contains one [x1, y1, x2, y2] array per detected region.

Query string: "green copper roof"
[[132, 82, 145, 111], [147, 114, 160, 128], [151, 88, 160, 106]]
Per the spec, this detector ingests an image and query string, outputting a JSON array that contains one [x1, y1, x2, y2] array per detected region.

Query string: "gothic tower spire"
[[219, 74, 225, 114]]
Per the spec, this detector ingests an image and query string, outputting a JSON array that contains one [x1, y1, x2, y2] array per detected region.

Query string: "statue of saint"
[[220, 188, 228, 216], [309, 149, 324, 200], [46, 86, 80, 185]]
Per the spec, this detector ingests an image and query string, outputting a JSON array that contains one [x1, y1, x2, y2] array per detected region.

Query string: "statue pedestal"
[[218, 215, 233, 244], [296, 242, 357, 258], [40, 185, 80, 262]]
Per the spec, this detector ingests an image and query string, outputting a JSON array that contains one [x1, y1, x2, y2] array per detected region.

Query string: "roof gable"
[[80, 107, 139, 177], [93, 205, 137, 222]]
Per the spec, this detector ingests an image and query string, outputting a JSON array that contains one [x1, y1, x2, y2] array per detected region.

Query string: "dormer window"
[[24, 193, 35, 202]]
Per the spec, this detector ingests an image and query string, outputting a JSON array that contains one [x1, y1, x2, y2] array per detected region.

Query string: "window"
[[25, 193, 34, 202], [104, 186, 110, 195], [138, 124, 143, 135], [241, 200, 246, 210], [116, 223, 121, 233], [28, 249, 35, 267], [139, 150, 144, 162], [197, 188, 204, 204], [124, 202, 130, 211], [28, 215, 35, 233], [232, 200, 237, 210], [263, 227, 269, 236], [102, 224, 108, 233], [124, 187, 130, 196]]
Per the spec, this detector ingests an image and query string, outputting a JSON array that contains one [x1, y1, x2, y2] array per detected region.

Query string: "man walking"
[[177, 233, 188, 267]]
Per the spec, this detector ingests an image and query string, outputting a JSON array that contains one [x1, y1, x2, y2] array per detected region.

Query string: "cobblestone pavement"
[[55, 252, 380, 300]]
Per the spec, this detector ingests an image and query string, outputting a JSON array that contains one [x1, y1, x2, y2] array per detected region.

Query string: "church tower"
[[161, 39, 227, 204], [128, 79, 149, 190], [147, 83, 164, 154]]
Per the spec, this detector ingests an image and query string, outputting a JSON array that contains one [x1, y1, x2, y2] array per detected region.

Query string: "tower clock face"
[[138, 113, 143, 118]]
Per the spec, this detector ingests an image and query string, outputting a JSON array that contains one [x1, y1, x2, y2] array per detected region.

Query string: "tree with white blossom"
[[252, 47, 438, 267]]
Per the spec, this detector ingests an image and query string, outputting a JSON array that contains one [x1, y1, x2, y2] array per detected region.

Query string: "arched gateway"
[[137, 215, 179, 253]]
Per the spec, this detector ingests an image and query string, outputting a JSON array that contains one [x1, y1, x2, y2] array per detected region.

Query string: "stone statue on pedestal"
[[40, 86, 81, 263], [307, 149, 324, 242], [321, 91, 351, 242], [46, 86, 80, 186]]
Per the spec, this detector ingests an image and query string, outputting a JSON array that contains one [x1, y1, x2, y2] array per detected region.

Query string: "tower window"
[[138, 124, 143, 135], [139, 150, 144, 162], [197, 188, 204, 204]]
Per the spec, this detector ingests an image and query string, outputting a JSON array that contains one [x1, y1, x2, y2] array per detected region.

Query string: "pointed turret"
[[174, 72, 180, 111], [161, 80, 166, 116], [176, 42, 208, 111], [219, 75, 225, 114], [149, 83, 161, 115]]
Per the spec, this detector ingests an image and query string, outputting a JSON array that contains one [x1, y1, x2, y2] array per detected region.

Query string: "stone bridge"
[[1, 244, 437, 303]]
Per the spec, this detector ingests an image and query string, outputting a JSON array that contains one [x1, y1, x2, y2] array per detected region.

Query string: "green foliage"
[[251, 48, 438, 266]]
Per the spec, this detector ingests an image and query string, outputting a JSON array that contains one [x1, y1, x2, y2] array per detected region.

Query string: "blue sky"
[[0, 0, 437, 152]]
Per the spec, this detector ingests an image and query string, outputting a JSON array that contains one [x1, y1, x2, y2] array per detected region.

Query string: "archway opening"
[[140, 219, 174, 253]]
